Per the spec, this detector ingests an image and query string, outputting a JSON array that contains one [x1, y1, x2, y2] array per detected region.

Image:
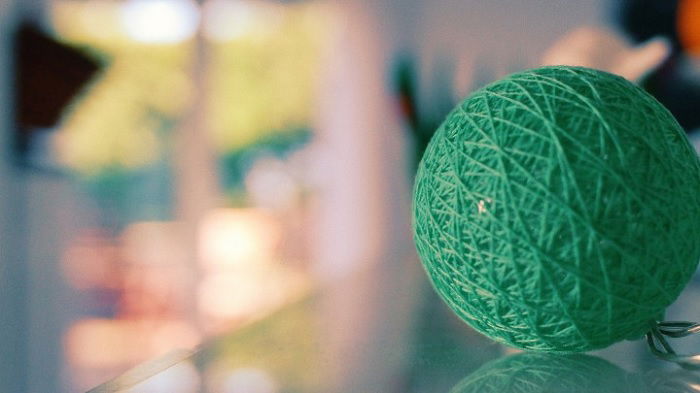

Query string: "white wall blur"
[[311, 0, 428, 390], [405, 0, 607, 108]]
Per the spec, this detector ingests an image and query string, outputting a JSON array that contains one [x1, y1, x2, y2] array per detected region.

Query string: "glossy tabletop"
[[88, 261, 700, 393]]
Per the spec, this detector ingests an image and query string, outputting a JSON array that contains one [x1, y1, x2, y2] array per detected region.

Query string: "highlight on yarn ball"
[[413, 66, 700, 353]]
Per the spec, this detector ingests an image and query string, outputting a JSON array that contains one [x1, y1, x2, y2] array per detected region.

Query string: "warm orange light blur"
[[65, 319, 199, 369], [65, 319, 135, 369], [121, 221, 187, 267], [197, 268, 308, 333], [198, 208, 282, 270], [679, 0, 700, 55], [61, 230, 121, 290]]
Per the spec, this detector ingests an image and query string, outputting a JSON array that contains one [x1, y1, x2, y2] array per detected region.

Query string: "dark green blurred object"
[[391, 54, 456, 171], [219, 127, 311, 200]]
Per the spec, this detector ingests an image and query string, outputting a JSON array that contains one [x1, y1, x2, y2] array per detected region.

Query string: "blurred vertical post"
[[0, 1, 27, 392], [172, 0, 219, 330], [1, 1, 75, 392], [313, 1, 424, 391]]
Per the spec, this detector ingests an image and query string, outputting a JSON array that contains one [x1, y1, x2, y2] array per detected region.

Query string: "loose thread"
[[647, 320, 700, 369]]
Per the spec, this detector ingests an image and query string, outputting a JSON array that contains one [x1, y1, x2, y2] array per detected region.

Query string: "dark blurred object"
[[617, 0, 700, 131], [13, 23, 101, 156], [391, 54, 456, 170], [393, 55, 420, 132], [643, 58, 700, 131], [618, 0, 681, 48]]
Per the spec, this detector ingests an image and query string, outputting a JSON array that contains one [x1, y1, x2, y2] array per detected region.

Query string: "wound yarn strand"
[[413, 66, 700, 353]]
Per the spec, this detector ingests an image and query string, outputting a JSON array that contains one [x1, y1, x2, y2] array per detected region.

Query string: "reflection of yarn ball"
[[449, 353, 639, 393], [413, 66, 700, 352]]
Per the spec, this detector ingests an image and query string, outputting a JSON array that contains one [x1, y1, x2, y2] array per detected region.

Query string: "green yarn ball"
[[449, 353, 640, 393], [413, 66, 700, 352]]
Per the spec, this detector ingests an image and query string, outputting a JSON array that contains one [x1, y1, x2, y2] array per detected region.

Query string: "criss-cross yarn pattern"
[[413, 66, 700, 352]]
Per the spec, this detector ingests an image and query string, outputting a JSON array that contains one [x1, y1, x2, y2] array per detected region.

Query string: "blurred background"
[[1, 0, 700, 392]]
